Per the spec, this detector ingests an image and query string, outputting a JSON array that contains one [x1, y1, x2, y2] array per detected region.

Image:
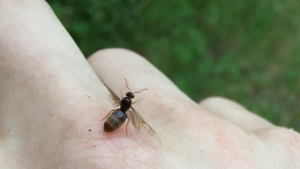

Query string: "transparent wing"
[[127, 107, 155, 135], [102, 82, 121, 107], [127, 107, 162, 148]]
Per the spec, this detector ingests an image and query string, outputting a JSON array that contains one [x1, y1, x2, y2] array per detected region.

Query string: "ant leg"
[[132, 100, 139, 104], [124, 78, 132, 91], [133, 88, 148, 94], [126, 118, 130, 136], [100, 109, 115, 121], [120, 89, 124, 98]]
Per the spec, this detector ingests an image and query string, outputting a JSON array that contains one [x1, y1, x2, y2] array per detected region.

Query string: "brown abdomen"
[[104, 109, 128, 132]]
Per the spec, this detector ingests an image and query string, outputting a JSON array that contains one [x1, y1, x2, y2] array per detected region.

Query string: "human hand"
[[1, 1, 299, 169]]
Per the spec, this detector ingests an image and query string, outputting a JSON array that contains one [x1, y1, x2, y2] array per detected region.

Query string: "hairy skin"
[[0, 1, 300, 169]]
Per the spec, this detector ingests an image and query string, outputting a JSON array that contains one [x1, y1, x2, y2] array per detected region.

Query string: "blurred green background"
[[48, 0, 300, 131]]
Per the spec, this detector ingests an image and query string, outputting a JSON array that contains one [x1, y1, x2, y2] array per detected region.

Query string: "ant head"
[[126, 92, 135, 99]]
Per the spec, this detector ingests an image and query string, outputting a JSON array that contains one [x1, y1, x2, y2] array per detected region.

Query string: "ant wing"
[[102, 82, 121, 107], [127, 107, 162, 149]]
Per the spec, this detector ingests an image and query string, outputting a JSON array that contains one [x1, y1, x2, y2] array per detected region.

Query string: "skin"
[[0, 1, 300, 169]]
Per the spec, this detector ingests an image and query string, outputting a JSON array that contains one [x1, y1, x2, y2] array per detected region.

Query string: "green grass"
[[48, 0, 300, 131]]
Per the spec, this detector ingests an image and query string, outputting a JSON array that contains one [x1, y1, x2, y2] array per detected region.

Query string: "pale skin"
[[0, 1, 300, 169]]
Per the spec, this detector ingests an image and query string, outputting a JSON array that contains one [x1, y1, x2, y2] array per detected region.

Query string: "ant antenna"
[[124, 78, 148, 93], [134, 88, 148, 93], [124, 78, 131, 92]]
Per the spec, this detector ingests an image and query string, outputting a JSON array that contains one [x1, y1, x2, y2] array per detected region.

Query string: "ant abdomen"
[[104, 109, 128, 132]]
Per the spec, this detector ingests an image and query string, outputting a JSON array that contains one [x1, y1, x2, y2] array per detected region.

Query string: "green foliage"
[[48, 0, 300, 131]]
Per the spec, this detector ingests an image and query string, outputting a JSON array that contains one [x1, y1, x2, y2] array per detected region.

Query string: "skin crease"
[[0, 1, 300, 169]]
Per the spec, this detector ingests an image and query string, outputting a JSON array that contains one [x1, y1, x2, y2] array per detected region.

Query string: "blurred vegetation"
[[48, 0, 300, 131]]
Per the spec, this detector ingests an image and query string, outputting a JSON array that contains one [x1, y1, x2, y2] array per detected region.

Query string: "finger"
[[0, 1, 111, 168], [88, 48, 179, 94], [199, 97, 275, 131], [88, 48, 207, 134], [0, 0, 109, 133]]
